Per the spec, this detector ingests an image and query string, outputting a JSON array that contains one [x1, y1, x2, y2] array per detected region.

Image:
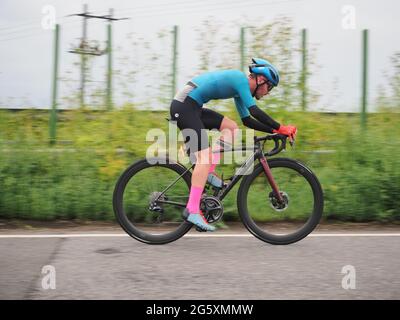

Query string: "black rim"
[[113, 159, 193, 244], [238, 158, 323, 244]]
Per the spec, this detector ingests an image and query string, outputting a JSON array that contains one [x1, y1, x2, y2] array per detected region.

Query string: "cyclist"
[[169, 58, 297, 231]]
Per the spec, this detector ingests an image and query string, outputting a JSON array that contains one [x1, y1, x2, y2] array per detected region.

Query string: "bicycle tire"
[[237, 157, 323, 245], [113, 157, 193, 244]]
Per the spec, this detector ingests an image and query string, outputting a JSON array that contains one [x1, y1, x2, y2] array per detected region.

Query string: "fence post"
[[49, 24, 60, 145], [240, 27, 245, 72], [361, 29, 368, 128], [172, 25, 178, 99], [106, 9, 113, 111], [301, 28, 308, 111]]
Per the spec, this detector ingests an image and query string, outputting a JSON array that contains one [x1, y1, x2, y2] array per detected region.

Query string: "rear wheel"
[[237, 158, 323, 245], [113, 158, 193, 244]]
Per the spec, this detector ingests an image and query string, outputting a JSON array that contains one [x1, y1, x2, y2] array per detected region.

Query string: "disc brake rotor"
[[269, 191, 289, 212]]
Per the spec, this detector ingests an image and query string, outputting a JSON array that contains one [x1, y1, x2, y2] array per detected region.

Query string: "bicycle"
[[113, 133, 323, 245]]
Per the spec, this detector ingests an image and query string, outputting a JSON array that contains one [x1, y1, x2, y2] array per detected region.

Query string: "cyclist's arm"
[[241, 116, 275, 133], [234, 76, 280, 131], [234, 98, 276, 133], [248, 105, 280, 130]]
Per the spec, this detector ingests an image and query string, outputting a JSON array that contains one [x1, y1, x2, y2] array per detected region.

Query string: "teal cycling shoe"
[[207, 172, 223, 189], [182, 208, 216, 232]]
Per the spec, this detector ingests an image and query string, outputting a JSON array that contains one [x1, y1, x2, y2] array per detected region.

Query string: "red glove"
[[273, 125, 297, 142]]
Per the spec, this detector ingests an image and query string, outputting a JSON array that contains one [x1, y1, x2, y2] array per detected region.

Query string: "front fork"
[[259, 154, 284, 203]]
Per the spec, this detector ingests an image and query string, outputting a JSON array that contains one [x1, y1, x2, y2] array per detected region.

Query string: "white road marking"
[[0, 233, 400, 238]]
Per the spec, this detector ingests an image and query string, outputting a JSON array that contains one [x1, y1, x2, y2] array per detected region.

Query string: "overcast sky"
[[0, 0, 399, 112]]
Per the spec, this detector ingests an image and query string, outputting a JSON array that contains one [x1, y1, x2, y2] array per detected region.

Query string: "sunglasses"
[[258, 78, 274, 92]]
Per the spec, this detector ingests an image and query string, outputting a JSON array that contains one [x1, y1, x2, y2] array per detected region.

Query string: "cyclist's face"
[[255, 76, 270, 100]]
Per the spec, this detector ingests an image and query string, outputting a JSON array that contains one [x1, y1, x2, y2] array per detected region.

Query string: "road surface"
[[1, 222, 399, 300]]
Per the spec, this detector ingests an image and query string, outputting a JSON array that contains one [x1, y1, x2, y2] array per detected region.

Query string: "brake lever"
[[281, 136, 287, 150]]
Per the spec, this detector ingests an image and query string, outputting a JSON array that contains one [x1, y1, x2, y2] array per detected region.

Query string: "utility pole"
[[69, 5, 128, 110], [80, 4, 88, 108]]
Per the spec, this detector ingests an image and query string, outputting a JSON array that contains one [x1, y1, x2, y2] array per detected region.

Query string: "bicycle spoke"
[[120, 164, 190, 235], [246, 165, 316, 237]]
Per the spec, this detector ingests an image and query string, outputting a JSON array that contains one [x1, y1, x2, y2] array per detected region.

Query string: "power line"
[[0, 18, 43, 31], [115, 0, 283, 15], [0, 20, 81, 42], [0, 0, 302, 30], [110, 0, 305, 23], [0, 20, 72, 37], [0, 0, 303, 42], [0, 23, 43, 35], [0, 16, 72, 34], [114, 0, 303, 17], [91, 0, 211, 16], [0, 18, 82, 41], [0, 0, 302, 37], [75, 0, 303, 21]]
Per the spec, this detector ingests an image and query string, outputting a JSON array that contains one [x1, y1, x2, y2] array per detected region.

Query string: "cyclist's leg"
[[185, 132, 215, 230], [218, 116, 239, 145], [170, 97, 211, 170], [170, 98, 215, 231], [201, 108, 239, 174]]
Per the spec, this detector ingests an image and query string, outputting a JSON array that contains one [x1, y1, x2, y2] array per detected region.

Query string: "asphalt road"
[[1, 228, 399, 300]]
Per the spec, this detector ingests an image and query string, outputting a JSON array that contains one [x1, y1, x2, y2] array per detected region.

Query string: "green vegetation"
[[0, 106, 399, 222]]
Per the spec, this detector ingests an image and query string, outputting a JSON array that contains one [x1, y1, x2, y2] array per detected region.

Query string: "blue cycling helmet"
[[248, 57, 280, 87]]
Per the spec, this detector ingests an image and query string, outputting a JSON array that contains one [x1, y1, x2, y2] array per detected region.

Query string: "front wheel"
[[237, 158, 323, 245]]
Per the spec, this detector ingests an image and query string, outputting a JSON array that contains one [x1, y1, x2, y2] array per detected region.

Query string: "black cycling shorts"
[[170, 96, 224, 159]]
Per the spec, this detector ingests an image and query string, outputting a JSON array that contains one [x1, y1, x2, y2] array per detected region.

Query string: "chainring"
[[200, 196, 224, 223]]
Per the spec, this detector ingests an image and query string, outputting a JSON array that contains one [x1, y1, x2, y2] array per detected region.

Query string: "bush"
[[0, 109, 399, 222]]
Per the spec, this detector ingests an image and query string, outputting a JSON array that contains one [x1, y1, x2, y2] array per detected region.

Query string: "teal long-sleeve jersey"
[[187, 69, 256, 119]]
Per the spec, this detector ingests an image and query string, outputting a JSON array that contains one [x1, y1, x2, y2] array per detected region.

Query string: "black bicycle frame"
[[154, 134, 285, 206], [216, 139, 283, 202]]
